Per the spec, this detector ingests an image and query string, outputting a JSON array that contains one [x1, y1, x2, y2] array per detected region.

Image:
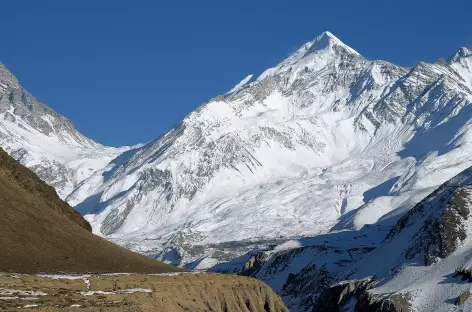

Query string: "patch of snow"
[[39, 274, 90, 280], [83, 278, 90, 291], [0, 289, 47, 296], [81, 288, 152, 296]]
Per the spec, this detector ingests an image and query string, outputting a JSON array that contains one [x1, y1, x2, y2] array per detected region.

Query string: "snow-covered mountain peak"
[[290, 30, 361, 62], [310, 31, 360, 56], [226, 31, 361, 94], [316, 30, 337, 40], [256, 31, 362, 81]]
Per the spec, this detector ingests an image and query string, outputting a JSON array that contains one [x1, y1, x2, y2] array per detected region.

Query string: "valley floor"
[[0, 272, 287, 312]]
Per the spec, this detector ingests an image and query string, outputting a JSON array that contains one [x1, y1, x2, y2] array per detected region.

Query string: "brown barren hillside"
[[0, 148, 182, 274]]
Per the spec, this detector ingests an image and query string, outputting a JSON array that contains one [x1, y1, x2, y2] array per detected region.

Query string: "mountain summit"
[[255, 31, 361, 83], [309, 31, 360, 55]]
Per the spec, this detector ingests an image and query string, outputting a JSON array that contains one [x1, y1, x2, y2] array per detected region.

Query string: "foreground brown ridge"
[[0, 273, 288, 312], [0, 148, 181, 274]]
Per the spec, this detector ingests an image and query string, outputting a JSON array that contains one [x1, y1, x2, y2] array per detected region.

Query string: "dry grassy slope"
[[0, 148, 92, 232], [0, 273, 289, 312], [0, 148, 182, 274]]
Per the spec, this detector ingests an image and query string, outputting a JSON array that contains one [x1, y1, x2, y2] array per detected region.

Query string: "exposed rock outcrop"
[[313, 277, 413, 312], [385, 184, 471, 266], [456, 291, 471, 306]]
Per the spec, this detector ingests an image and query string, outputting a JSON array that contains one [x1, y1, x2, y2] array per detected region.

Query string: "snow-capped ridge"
[[226, 74, 254, 94]]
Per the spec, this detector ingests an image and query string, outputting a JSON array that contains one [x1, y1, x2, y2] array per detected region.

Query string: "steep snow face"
[[72, 32, 472, 267], [0, 62, 127, 198]]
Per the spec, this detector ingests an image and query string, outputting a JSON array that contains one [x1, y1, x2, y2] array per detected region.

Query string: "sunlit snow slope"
[[66, 32, 472, 268]]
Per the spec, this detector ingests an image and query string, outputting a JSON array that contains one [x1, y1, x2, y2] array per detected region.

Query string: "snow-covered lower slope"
[[310, 166, 472, 311], [70, 32, 472, 269], [0, 62, 127, 198], [210, 224, 390, 312]]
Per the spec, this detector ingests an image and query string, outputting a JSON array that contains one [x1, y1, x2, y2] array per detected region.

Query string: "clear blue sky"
[[1, 0, 471, 146]]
